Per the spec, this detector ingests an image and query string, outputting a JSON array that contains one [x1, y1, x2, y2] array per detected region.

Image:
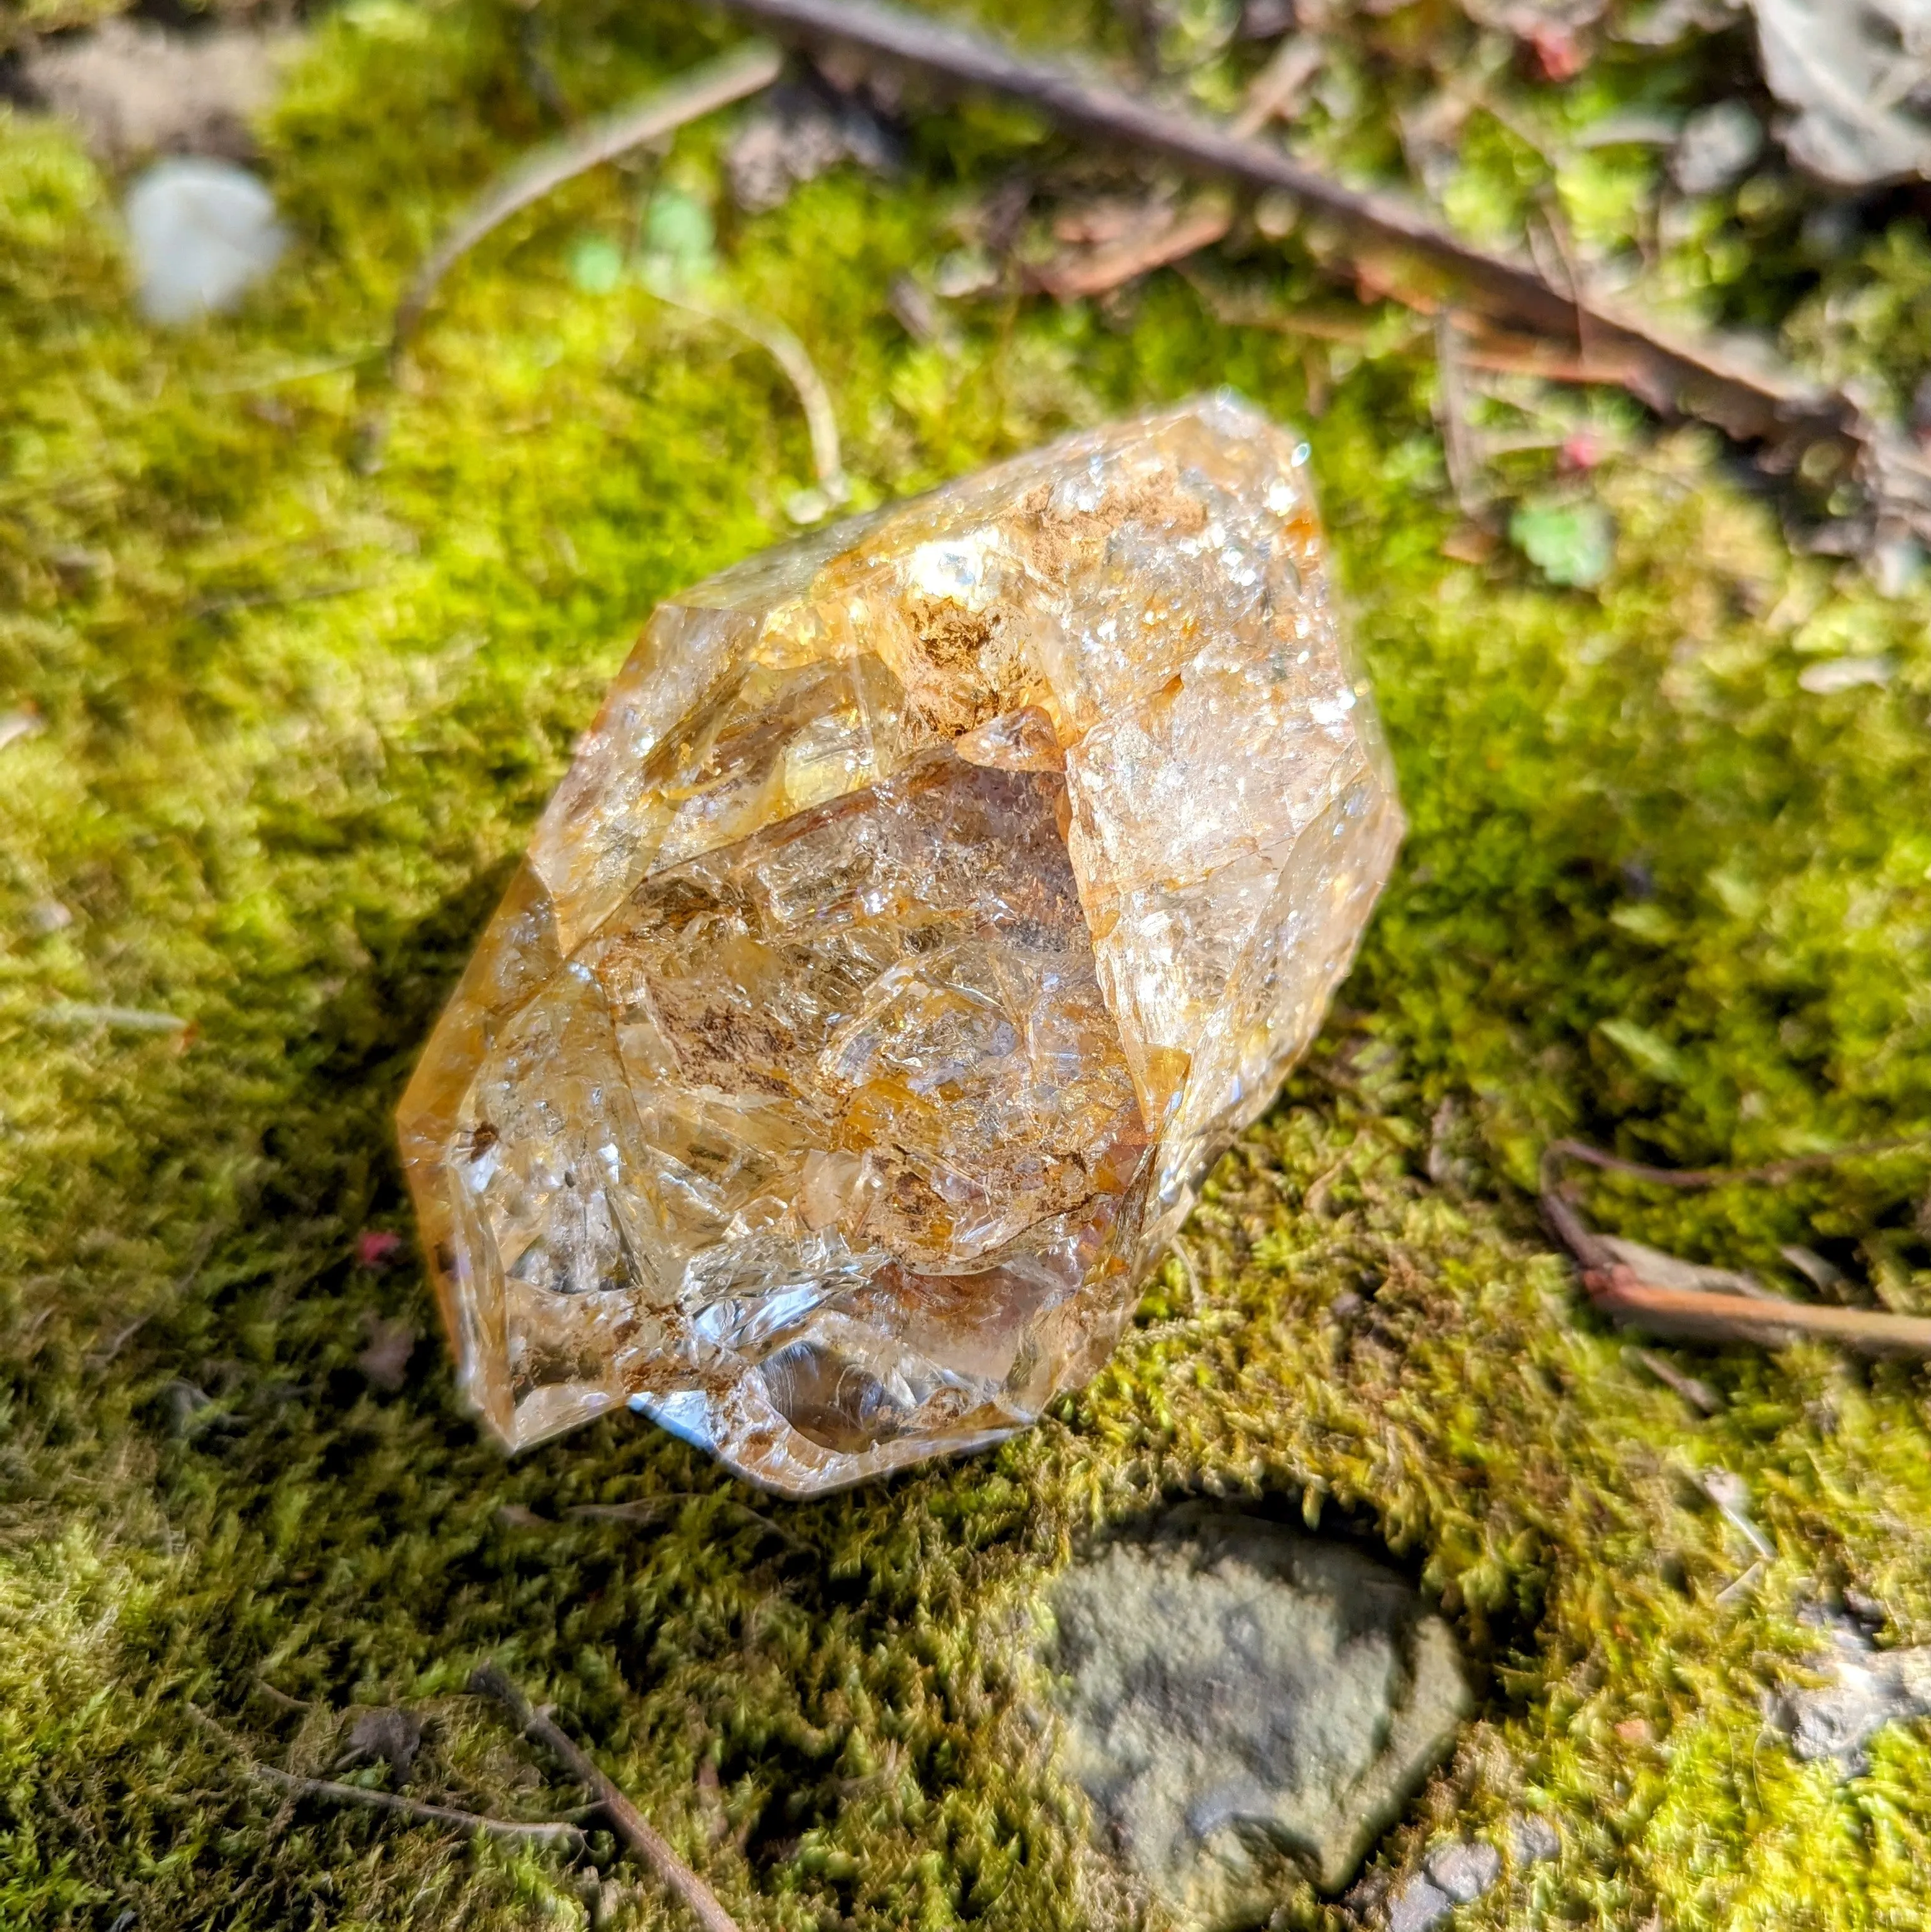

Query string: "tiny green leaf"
[[1510, 499, 1615, 588]]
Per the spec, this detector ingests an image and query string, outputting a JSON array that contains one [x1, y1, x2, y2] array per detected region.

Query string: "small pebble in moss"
[[1767, 1625, 1931, 1777], [1387, 1872, 1453, 1932], [727, 81, 898, 214], [345, 1706, 422, 1781], [1672, 101, 1764, 196], [1047, 1509, 1470, 1923], [1510, 1814, 1561, 1864], [124, 156, 286, 324], [933, 248, 998, 298], [1509, 499, 1614, 588], [1798, 654, 1893, 693], [1426, 1838, 1501, 1904]]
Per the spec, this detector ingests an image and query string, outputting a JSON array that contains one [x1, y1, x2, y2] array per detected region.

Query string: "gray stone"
[[1424, 1839, 1500, 1904], [1509, 1813, 1561, 1865], [1766, 1625, 1931, 1777], [1751, 0, 1931, 189], [1385, 1874, 1454, 1932], [1671, 101, 1764, 195], [1046, 1508, 1472, 1929], [124, 157, 287, 326]]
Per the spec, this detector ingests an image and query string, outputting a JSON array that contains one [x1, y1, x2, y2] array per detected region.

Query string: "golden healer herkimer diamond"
[[398, 394, 1404, 1495]]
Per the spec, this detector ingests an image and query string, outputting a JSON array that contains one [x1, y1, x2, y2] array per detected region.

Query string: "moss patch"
[[7, 4, 1931, 1928]]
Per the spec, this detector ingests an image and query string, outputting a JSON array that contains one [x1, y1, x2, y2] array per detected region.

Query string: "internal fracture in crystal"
[[399, 395, 1403, 1494]]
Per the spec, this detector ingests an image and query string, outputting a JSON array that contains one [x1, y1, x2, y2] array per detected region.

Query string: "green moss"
[[6, 4, 1931, 1929]]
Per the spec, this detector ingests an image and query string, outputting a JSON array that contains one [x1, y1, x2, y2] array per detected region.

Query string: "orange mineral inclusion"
[[398, 394, 1403, 1494]]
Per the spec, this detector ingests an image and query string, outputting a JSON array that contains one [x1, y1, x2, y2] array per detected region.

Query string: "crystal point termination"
[[398, 395, 1404, 1495]]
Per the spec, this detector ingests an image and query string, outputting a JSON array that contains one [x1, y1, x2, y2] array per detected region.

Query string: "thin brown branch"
[[1586, 1269, 1931, 1356], [185, 1702, 583, 1851], [470, 1664, 742, 1932], [1030, 198, 1232, 300], [248, 1764, 588, 1850], [712, 0, 1853, 452], [1713, 1557, 1766, 1605], [1542, 1195, 1931, 1358], [1624, 1346, 1722, 1415], [1539, 1185, 1610, 1271], [1456, 332, 1630, 384], [1433, 310, 1487, 519], [1177, 265, 1389, 347], [250, 1674, 314, 1715], [390, 41, 783, 367], [1230, 33, 1322, 141]]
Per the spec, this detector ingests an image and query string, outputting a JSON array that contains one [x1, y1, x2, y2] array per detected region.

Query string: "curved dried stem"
[[646, 279, 847, 502], [390, 41, 782, 370]]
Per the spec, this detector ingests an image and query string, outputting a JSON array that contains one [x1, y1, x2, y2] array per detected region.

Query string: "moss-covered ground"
[[8, 3, 1931, 1927]]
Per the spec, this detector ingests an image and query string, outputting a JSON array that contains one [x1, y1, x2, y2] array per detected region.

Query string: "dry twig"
[[1186, 263, 1649, 383], [1030, 197, 1231, 300], [1542, 1190, 1931, 1357], [38, 1001, 189, 1033], [1433, 310, 1487, 519], [714, 0, 1931, 544], [250, 1674, 314, 1715], [247, 1764, 587, 1849], [1624, 1346, 1722, 1416], [1230, 33, 1323, 140], [470, 1664, 742, 1932], [185, 1702, 584, 1852], [1177, 265, 1387, 347], [1713, 1557, 1765, 1605], [713, 0, 1849, 446], [390, 41, 782, 366]]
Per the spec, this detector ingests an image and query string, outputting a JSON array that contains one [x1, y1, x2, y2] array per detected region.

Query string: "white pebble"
[[1386, 1874, 1453, 1932], [1425, 1839, 1502, 1904], [124, 156, 286, 324], [1797, 655, 1894, 695], [1510, 1813, 1562, 1864]]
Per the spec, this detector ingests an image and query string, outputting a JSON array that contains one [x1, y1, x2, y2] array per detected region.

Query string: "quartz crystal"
[[398, 394, 1403, 1494]]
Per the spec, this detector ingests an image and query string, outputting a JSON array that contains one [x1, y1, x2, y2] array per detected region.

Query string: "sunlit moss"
[[5, 4, 1931, 1929]]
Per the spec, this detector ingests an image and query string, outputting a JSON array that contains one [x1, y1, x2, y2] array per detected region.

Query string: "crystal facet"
[[399, 395, 1403, 1494]]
